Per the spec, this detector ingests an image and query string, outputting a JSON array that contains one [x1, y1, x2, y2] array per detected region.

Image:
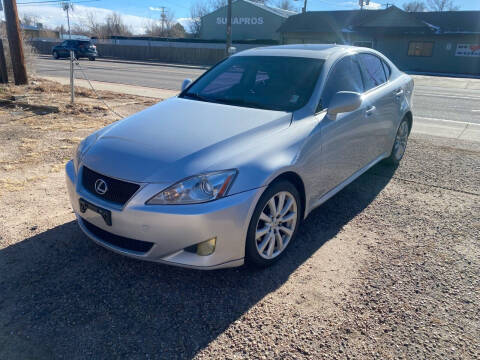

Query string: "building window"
[[353, 41, 373, 48], [408, 42, 434, 57]]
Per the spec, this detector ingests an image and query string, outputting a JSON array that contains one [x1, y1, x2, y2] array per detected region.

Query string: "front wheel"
[[385, 118, 410, 165], [52, 51, 59, 59], [88, 56, 96, 61], [245, 181, 302, 267]]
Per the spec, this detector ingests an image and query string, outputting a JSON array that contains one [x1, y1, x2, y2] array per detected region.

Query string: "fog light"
[[196, 237, 216, 256]]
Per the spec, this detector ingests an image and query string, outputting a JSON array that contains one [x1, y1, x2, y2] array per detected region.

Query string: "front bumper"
[[65, 161, 263, 269]]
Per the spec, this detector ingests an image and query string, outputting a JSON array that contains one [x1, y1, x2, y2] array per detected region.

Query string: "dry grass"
[[0, 28, 37, 78], [0, 77, 156, 194]]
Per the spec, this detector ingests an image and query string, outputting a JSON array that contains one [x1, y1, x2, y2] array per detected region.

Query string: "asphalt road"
[[34, 55, 480, 125]]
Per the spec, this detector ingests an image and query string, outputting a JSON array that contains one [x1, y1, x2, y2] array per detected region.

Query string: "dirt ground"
[[0, 80, 479, 359]]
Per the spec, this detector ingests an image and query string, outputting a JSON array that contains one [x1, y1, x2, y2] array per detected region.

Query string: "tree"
[[189, 0, 227, 37], [55, 24, 66, 37], [144, 10, 186, 38], [276, 0, 297, 11], [20, 14, 39, 27], [426, 0, 460, 11], [403, 1, 426, 12], [190, 1, 210, 37], [85, 12, 132, 38], [104, 13, 132, 37], [169, 23, 187, 38]]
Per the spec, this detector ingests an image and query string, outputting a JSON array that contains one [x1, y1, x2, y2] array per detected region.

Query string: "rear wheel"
[[52, 51, 59, 59], [385, 118, 410, 165], [88, 56, 96, 61], [245, 180, 301, 267]]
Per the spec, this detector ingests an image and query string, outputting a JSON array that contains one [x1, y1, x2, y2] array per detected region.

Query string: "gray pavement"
[[34, 55, 480, 126]]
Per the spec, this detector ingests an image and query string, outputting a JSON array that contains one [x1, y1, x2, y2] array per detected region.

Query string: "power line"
[[17, 0, 99, 5]]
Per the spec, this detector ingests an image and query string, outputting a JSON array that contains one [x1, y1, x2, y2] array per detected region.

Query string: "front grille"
[[82, 219, 154, 253], [82, 167, 140, 205]]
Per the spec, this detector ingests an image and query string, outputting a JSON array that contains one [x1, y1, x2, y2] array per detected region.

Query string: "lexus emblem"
[[94, 178, 108, 195]]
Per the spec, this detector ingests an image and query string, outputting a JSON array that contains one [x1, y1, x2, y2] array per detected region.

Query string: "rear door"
[[357, 53, 396, 157], [58, 41, 68, 56]]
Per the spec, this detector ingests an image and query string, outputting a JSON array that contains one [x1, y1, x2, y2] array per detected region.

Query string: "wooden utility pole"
[[3, 0, 28, 85], [302, 0, 308, 13], [0, 39, 8, 84], [226, 0, 232, 56]]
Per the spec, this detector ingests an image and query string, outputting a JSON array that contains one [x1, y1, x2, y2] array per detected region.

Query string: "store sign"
[[455, 44, 480, 57], [216, 17, 264, 25]]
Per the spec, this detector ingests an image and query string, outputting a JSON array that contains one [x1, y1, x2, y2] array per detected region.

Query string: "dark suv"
[[52, 40, 98, 61]]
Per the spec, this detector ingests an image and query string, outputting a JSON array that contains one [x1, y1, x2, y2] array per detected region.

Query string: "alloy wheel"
[[255, 191, 298, 259], [393, 120, 409, 161]]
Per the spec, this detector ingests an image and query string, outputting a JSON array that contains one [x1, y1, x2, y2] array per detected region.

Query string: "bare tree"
[[190, 1, 210, 37], [403, 1, 427, 11], [20, 14, 39, 27], [189, 0, 228, 37], [144, 10, 186, 38], [85, 12, 132, 38], [276, 0, 297, 11], [426, 0, 460, 11], [104, 13, 132, 37], [210, 0, 227, 8]]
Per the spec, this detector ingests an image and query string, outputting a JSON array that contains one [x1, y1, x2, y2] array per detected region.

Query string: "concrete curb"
[[39, 76, 178, 100], [413, 117, 480, 143]]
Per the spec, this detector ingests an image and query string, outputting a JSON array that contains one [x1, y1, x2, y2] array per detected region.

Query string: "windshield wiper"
[[213, 98, 268, 110], [182, 92, 216, 103]]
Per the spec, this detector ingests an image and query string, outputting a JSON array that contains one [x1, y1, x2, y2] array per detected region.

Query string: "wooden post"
[[3, 0, 28, 85], [226, 0, 232, 56], [0, 39, 8, 84]]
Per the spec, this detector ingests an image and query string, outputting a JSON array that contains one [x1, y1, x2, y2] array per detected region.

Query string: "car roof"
[[234, 44, 358, 60]]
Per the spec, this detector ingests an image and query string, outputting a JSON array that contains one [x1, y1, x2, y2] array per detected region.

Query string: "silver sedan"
[[66, 44, 413, 269]]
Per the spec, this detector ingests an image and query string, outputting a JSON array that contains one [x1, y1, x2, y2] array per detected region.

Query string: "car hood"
[[82, 97, 292, 183]]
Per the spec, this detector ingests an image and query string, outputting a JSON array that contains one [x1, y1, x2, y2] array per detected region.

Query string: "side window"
[[61, 41, 68, 46], [358, 53, 387, 91], [382, 60, 391, 80], [320, 56, 364, 110]]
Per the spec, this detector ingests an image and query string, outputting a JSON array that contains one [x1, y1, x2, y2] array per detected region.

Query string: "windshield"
[[181, 56, 324, 112]]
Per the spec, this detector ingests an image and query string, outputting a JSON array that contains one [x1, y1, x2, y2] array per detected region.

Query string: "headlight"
[[73, 134, 97, 172], [147, 169, 238, 205]]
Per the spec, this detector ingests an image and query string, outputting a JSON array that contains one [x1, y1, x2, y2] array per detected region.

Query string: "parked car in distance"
[[66, 44, 414, 269], [52, 40, 97, 60]]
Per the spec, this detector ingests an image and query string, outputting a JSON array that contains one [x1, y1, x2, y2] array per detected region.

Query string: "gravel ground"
[[0, 82, 479, 359]]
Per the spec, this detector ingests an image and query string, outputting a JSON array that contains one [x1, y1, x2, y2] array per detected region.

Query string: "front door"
[[308, 55, 374, 202]]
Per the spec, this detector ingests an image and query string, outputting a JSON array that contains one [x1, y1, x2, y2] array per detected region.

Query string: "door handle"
[[365, 105, 376, 116], [394, 89, 404, 97]]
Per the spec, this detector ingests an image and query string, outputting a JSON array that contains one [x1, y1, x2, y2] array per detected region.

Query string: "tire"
[[88, 56, 96, 61], [385, 117, 410, 165], [245, 180, 302, 267], [53, 51, 59, 59]]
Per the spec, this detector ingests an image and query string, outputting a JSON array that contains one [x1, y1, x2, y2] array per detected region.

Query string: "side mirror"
[[327, 91, 362, 120], [181, 78, 192, 92]]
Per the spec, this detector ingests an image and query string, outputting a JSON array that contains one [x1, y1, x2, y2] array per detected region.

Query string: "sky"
[[10, 0, 480, 35]]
